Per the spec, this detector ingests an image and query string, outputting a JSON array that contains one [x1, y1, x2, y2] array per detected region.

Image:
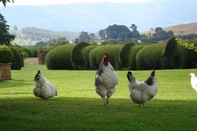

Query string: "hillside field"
[[140, 22, 197, 36]]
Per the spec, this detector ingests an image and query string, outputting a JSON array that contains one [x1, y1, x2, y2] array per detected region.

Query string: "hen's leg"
[[106, 98, 109, 105], [103, 98, 107, 106]]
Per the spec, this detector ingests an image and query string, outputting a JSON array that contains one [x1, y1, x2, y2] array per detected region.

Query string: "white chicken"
[[127, 69, 158, 106], [189, 73, 197, 92], [95, 53, 118, 106], [33, 70, 58, 99]]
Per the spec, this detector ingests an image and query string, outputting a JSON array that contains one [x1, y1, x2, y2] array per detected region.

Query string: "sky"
[[1, 0, 196, 33], [5, 0, 158, 6]]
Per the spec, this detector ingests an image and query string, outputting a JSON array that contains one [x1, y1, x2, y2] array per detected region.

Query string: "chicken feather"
[[127, 69, 158, 106], [95, 53, 118, 106]]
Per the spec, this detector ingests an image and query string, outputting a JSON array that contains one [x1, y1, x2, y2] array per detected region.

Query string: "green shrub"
[[82, 46, 96, 69], [9, 46, 22, 70], [0, 45, 13, 63], [89, 45, 122, 70], [127, 45, 145, 70], [45, 44, 75, 70], [71, 42, 95, 70], [136, 43, 166, 70], [20, 53, 24, 67], [119, 42, 135, 69], [163, 37, 197, 69]]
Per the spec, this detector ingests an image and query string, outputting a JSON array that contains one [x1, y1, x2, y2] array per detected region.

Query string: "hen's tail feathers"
[[127, 71, 133, 82]]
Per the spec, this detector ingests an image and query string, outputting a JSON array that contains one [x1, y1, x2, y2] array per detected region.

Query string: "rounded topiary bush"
[[45, 44, 75, 70], [0, 45, 13, 63], [127, 45, 145, 70], [82, 46, 96, 69], [119, 42, 135, 69], [71, 42, 95, 70], [9, 46, 22, 70], [20, 53, 24, 67], [89, 45, 122, 70], [136, 43, 166, 70], [163, 37, 197, 69]]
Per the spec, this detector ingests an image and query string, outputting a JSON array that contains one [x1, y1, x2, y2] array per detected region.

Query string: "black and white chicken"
[[95, 53, 118, 106], [189, 73, 197, 92], [33, 70, 58, 99], [127, 69, 158, 106]]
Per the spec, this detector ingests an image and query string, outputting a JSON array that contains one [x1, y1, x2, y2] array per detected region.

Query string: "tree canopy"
[[0, 13, 15, 45], [0, 0, 14, 6]]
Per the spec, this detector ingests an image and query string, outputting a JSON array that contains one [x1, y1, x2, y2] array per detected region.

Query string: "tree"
[[0, 13, 15, 45], [105, 24, 131, 39], [79, 31, 90, 42], [130, 24, 140, 39], [56, 37, 69, 45], [0, 0, 14, 6], [35, 41, 48, 47], [130, 24, 137, 31], [88, 33, 95, 41], [153, 27, 174, 41], [98, 29, 106, 40]]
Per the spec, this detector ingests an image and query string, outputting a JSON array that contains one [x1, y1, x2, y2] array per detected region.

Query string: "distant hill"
[[140, 22, 197, 37], [9, 27, 80, 46], [9, 22, 197, 46]]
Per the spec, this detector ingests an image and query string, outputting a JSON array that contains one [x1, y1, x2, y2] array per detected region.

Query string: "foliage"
[[136, 43, 166, 70], [71, 42, 90, 69], [81, 45, 96, 69], [107, 24, 131, 40], [0, 13, 15, 45], [127, 44, 145, 70], [20, 53, 24, 67], [152, 27, 174, 41], [0, 0, 14, 6], [163, 37, 197, 69], [9, 46, 22, 70], [119, 42, 135, 69], [45, 44, 75, 70], [177, 33, 197, 40], [46, 37, 70, 50], [89, 45, 122, 70], [0, 45, 13, 63], [101, 39, 119, 45], [78, 31, 90, 42], [12, 44, 39, 57]]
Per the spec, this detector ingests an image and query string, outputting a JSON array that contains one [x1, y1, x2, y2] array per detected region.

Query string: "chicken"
[[95, 53, 118, 106], [127, 69, 158, 106], [33, 70, 57, 99], [189, 73, 197, 92]]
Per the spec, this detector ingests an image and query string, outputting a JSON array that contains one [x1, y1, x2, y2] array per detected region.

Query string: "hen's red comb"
[[105, 53, 109, 58], [152, 69, 155, 77]]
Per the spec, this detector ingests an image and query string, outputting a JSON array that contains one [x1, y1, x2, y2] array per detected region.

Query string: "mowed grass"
[[0, 64, 197, 131]]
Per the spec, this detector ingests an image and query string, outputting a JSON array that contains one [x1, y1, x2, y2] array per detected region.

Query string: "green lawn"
[[0, 64, 197, 131]]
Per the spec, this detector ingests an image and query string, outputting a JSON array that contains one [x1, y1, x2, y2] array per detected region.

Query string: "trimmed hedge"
[[45, 44, 75, 70], [89, 45, 122, 70], [82, 46, 96, 69], [9, 47, 22, 70], [71, 42, 95, 70], [119, 42, 135, 69], [0, 45, 13, 63], [163, 37, 197, 69], [127, 45, 145, 70], [136, 43, 166, 70]]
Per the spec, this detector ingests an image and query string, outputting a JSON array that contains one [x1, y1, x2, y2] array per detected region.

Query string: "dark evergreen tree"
[[1, 0, 14, 6], [0, 13, 15, 45]]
